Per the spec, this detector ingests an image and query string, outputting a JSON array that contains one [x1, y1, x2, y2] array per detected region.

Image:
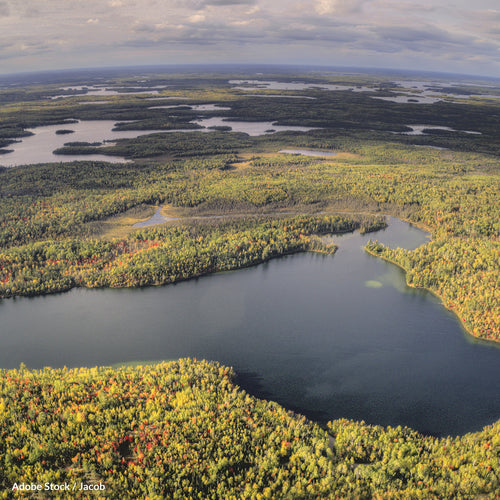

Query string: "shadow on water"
[[235, 370, 331, 423], [234, 370, 275, 402]]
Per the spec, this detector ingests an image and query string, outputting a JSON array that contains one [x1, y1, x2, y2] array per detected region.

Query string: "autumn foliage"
[[1, 360, 499, 499]]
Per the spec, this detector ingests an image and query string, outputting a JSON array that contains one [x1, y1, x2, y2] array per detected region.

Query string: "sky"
[[1, 0, 500, 77]]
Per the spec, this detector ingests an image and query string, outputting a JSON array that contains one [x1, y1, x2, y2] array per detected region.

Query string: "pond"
[[398, 125, 481, 135], [279, 149, 337, 157], [192, 117, 319, 136], [229, 80, 376, 93], [149, 104, 231, 111], [49, 85, 168, 99], [0, 217, 499, 437], [372, 95, 444, 104], [133, 207, 173, 227], [242, 95, 317, 100]]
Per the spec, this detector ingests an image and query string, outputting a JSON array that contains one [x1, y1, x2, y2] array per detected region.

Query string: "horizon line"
[[1, 63, 499, 82]]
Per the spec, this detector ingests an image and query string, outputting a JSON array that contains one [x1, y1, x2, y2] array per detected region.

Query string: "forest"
[[0, 69, 499, 497], [0, 360, 499, 499]]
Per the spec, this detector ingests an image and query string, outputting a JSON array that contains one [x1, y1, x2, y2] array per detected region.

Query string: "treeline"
[[0, 359, 498, 499], [0, 215, 384, 298], [366, 238, 499, 342]]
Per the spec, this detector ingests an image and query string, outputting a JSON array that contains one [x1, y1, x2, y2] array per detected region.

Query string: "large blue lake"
[[1, 217, 499, 437]]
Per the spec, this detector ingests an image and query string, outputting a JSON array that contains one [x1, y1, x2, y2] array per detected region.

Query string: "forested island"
[[0, 67, 499, 498]]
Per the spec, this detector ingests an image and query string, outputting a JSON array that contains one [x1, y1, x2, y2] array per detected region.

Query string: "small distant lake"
[[1, 217, 499, 437], [372, 95, 444, 104], [192, 117, 319, 136], [148, 105, 186, 110], [229, 80, 376, 93], [149, 104, 232, 111], [133, 207, 173, 227], [0, 120, 165, 167], [78, 101, 111, 105], [242, 95, 317, 100], [399, 125, 481, 135], [49, 85, 168, 99], [279, 149, 337, 157], [143, 96, 190, 101], [190, 104, 232, 111]]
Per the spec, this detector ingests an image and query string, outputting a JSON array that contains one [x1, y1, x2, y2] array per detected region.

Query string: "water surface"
[[372, 95, 443, 104], [0, 218, 498, 437], [192, 117, 319, 136], [0, 120, 165, 167], [397, 125, 482, 136], [50, 85, 167, 99], [279, 149, 337, 157], [229, 80, 376, 93], [133, 207, 173, 227]]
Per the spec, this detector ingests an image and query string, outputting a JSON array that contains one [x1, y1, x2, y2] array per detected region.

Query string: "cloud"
[[371, 0, 437, 14], [1, 0, 500, 77], [315, 0, 366, 15], [172, 0, 255, 9], [189, 13, 206, 23], [275, 23, 362, 44], [0, 1, 9, 16], [245, 5, 260, 14], [205, 0, 256, 4], [374, 25, 453, 43]]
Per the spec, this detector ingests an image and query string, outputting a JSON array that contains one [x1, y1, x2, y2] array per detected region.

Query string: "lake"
[[0, 114, 321, 168], [279, 149, 337, 157], [0, 120, 165, 167], [49, 85, 168, 99], [398, 125, 481, 135], [372, 95, 444, 104], [229, 79, 500, 105], [149, 104, 231, 111], [229, 80, 376, 93], [192, 117, 319, 136], [0, 217, 499, 437]]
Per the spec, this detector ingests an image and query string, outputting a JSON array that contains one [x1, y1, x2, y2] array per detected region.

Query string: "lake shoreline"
[[0, 242, 338, 301], [364, 245, 498, 346]]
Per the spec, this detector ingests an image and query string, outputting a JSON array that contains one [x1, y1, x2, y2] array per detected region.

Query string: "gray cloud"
[[205, 0, 256, 4], [171, 0, 255, 8], [126, 22, 269, 48], [373, 25, 463, 44], [0, 1, 9, 16], [24, 7, 41, 18], [314, 0, 368, 15], [0, 0, 499, 76], [275, 25, 362, 44]]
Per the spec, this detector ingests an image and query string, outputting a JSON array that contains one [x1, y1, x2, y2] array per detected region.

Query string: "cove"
[[0, 217, 499, 437]]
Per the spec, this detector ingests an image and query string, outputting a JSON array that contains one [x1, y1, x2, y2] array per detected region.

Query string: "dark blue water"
[[1, 217, 499, 437]]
